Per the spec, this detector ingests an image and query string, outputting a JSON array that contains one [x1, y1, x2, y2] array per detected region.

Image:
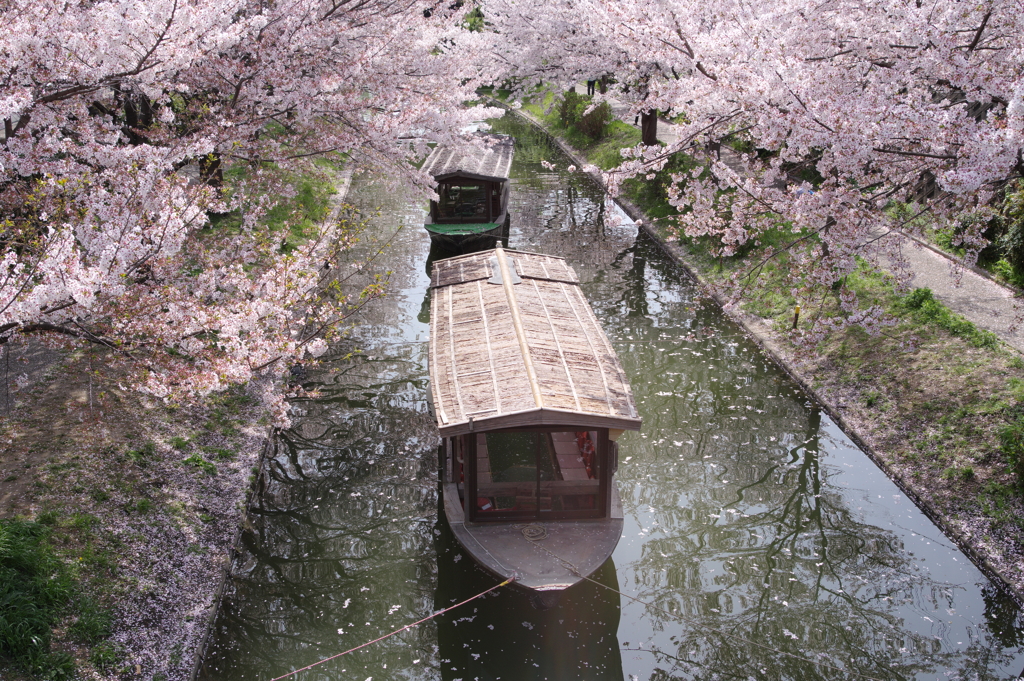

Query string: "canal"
[[198, 114, 1024, 681]]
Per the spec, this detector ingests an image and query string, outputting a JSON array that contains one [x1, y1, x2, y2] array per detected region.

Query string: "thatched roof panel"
[[429, 247, 641, 437]]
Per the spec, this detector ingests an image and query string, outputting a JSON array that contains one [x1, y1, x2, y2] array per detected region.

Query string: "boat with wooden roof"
[[428, 244, 641, 605], [422, 133, 514, 252]]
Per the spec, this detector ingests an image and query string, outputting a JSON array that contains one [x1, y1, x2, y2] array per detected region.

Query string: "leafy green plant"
[[991, 258, 1024, 289], [203, 446, 235, 461], [979, 481, 1024, 530], [68, 597, 112, 643], [622, 151, 700, 221], [182, 454, 217, 475], [998, 180, 1024, 280], [89, 640, 122, 673], [950, 211, 1003, 267]]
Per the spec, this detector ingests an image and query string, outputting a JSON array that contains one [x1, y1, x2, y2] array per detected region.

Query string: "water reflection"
[[200, 113, 1024, 681]]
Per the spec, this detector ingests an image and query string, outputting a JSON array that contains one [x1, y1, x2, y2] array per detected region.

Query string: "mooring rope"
[[513, 523, 548, 541], [514, 529, 886, 681], [267, 577, 514, 681]]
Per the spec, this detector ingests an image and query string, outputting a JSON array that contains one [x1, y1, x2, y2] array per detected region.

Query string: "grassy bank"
[[0, 348, 268, 681], [504, 90, 1024, 599], [0, 158, 344, 679]]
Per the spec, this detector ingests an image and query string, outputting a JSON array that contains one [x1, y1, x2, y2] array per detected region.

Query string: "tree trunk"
[[199, 152, 223, 188], [641, 110, 658, 146]]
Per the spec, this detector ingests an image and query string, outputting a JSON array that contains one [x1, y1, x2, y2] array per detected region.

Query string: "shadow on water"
[[200, 111, 1024, 681]]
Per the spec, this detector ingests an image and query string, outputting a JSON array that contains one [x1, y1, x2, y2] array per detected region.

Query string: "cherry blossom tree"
[[1, 0, 496, 421], [483, 0, 1024, 335]]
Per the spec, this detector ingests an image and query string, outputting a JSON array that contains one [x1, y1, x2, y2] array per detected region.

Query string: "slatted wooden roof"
[[429, 246, 641, 437], [421, 134, 514, 183]]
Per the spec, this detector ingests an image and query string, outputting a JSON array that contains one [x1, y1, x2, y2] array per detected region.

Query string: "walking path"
[[587, 85, 1024, 354]]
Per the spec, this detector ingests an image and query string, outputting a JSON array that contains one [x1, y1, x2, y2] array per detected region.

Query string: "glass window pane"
[[437, 182, 487, 220], [547, 431, 599, 514], [479, 432, 542, 512], [472, 430, 602, 519]]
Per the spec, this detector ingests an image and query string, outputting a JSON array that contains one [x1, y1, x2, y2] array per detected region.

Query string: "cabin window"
[[435, 181, 490, 223], [465, 429, 608, 522]]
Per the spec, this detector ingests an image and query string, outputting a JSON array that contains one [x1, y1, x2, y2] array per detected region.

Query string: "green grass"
[[125, 441, 156, 468], [895, 288, 1000, 350], [927, 210, 1024, 290], [208, 163, 338, 255], [68, 597, 112, 643], [812, 268, 1024, 508], [990, 258, 1024, 289], [0, 519, 77, 678], [88, 640, 122, 674], [587, 121, 642, 170], [203, 388, 255, 437], [202, 446, 236, 461], [998, 379, 1024, 489], [620, 151, 700, 222], [520, 88, 644, 168]]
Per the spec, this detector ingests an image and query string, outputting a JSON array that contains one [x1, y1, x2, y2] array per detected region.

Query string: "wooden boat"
[[422, 134, 514, 252], [428, 244, 641, 604]]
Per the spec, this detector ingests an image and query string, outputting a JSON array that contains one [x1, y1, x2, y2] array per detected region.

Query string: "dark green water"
[[198, 115, 1024, 681]]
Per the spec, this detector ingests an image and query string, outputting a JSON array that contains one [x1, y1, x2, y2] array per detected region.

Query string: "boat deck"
[[444, 480, 623, 592]]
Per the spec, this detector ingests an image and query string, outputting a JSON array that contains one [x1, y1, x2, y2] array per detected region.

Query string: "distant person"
[[587, 79, 597, 95]]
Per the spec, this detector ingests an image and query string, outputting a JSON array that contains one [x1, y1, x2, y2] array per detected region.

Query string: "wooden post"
[[465, 434, 477, 522]]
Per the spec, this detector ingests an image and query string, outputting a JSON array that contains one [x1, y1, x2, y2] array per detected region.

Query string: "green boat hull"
[[425, 214, 510, 253]]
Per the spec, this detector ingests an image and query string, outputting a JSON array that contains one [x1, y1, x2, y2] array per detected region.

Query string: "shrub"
[[621, 151, 700, 222], [948, 211, 1004, 267], [998, 180, 1024, 282], [557, 91, 611, 141]]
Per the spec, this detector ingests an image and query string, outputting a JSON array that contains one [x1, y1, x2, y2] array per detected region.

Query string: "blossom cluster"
[[482, 0, 1023, 334], [1, 0, 495, 419]]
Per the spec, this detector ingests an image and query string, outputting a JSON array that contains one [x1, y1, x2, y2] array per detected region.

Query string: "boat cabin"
[[421, 134, 514, 250], [429, 245, 641, 595]]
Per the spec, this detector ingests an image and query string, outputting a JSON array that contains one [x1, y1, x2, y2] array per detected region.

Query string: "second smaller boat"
[[422, 133, 514, 252]]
